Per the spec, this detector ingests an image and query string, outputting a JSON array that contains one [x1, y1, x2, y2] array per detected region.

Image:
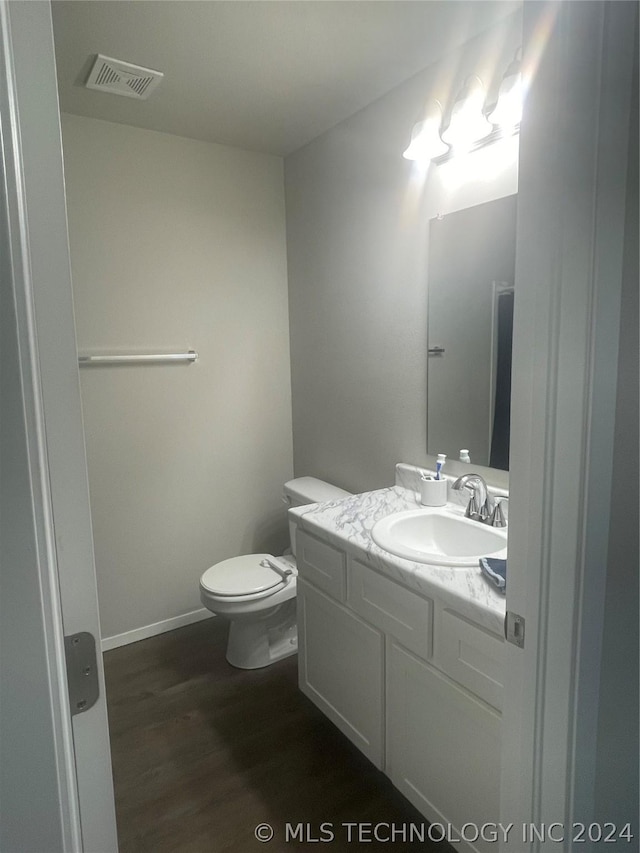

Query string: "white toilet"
[[199, 477, 351, 669]]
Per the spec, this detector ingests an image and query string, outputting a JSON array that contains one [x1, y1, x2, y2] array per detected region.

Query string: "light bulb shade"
[[487, 71, 523, 128], [403, 117, 448, 161], [403, 101, 448, 162], [440, 79, 491, 150]]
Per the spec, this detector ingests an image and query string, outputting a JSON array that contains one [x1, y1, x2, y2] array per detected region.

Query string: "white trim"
[[2, 2, 119, 848], [0, 3, 81, 849], [500, 2, 634, 849], [101, 609, 215, 651]]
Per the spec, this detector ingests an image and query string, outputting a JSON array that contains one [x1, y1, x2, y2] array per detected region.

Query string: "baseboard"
[[101, 608, 215, 651]]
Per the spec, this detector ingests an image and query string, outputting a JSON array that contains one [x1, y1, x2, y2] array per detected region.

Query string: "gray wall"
[[285, 11, 520, 494], [62, 115, 293, 643], [595, 28, 639, 828]]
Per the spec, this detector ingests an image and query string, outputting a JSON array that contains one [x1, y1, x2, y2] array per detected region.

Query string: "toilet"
[[199, 477, 351, 669]]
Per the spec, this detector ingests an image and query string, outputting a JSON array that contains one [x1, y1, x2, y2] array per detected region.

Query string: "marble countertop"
[[290, 483, 507, 636]]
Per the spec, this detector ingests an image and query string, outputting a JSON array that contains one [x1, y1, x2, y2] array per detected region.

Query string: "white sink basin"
[[371, 507, 507, 567]]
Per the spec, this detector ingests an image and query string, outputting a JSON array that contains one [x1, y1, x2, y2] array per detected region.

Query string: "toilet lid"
[[200, 554, 285, 597]]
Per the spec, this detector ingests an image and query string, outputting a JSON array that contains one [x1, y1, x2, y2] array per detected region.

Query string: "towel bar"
[[78, 350, 198, 366]]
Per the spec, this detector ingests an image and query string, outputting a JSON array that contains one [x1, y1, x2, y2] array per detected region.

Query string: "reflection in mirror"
[[427, 194, 517, 470]]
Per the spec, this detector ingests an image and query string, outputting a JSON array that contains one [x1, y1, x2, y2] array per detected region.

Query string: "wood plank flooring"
[[104, 617, 455, 853]]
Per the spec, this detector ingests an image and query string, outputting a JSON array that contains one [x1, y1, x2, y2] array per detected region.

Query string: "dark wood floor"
[[104, 617, 454, 853]]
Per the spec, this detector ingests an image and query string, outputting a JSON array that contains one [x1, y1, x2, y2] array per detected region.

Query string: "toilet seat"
[[200, 554, 293, 600]]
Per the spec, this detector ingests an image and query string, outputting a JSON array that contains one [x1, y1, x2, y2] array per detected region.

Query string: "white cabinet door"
[[387, 640, 501, 853], [298, 578, 385, 768]]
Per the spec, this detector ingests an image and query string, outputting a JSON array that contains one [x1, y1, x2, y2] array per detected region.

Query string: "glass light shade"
[[488, 71, 523, 128], [440, 81, 491, 150], [403, 117, 448, 161]]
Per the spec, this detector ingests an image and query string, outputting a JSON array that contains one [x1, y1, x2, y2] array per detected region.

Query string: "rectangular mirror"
[[427, 194, 517, 471]]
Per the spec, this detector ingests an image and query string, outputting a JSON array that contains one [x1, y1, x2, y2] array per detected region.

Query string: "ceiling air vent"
[[85, 54, 163, 100]]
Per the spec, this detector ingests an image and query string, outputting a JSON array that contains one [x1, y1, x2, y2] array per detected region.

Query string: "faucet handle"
[[464, 491, 481, 519], [489, 497, 509, 528]]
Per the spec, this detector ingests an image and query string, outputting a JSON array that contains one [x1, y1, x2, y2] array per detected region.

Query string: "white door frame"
[[501, 2, 635, 849], [1, 0, 634, 850], [0, 1, 118, 850]]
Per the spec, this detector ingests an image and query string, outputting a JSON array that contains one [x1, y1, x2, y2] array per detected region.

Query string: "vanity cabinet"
[[387, 642, 501, 853], [298, 579, 384, 768], [296, 527, 505, 853]]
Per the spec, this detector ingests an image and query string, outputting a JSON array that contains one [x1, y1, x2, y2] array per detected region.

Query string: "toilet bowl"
[[199, 477, 351, 669]]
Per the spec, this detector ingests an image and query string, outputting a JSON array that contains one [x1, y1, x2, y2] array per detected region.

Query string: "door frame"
[[501, 2, 635, 849], [0, 1, 118, 850], [1, 0, 634, 850]]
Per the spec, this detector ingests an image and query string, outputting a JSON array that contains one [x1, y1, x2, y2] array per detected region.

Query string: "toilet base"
[[226, 599, 298, 669]]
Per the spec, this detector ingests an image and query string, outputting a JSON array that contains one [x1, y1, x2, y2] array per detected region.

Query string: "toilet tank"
[[283, 477, 351, 557]]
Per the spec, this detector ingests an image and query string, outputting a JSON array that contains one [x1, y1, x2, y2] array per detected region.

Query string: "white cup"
[[420, 477, 448, 507]]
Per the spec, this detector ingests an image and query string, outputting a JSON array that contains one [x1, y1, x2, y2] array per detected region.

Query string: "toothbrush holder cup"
[[420, 477, 448, 507]]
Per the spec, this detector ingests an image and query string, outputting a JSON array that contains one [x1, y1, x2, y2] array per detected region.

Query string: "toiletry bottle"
[[459, 449, 470, 463]]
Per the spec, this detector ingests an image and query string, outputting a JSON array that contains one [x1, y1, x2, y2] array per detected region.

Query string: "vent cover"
[[85, 54, 163, 100]]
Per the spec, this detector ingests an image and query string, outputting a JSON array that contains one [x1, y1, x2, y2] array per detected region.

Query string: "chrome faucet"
[[452, 474, 496, 524]]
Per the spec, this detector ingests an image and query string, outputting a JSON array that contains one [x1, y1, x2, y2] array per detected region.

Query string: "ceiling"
[[52, 1, 520, 157]]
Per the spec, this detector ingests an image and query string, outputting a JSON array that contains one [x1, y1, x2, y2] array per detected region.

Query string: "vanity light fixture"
[[404, 50, 525, 167], [440, 76, 492, 151], [487, 48, 523, 129], [403, 100, 449, 161]]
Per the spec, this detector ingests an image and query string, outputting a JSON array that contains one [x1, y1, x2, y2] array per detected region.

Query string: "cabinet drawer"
[[439, 609, 505, 711], [296, 530, 346, 601], [348, 558, 433, 660]]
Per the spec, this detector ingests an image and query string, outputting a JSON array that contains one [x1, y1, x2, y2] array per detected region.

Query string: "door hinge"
[[64, 632, 100, 716], [505, 611, 525, 648]]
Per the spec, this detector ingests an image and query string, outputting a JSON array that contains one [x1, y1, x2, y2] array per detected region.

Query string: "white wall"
[[62, 115, 293, 643], [285, 12, 520, 494]]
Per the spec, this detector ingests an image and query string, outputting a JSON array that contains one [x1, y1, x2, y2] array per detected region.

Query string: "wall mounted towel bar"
[[78, 350, 198, 366]]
